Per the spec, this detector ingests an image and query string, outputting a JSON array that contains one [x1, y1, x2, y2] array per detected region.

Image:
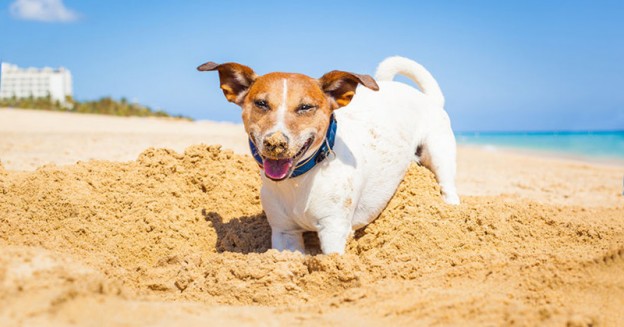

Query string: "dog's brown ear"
[[197, 62, 257, 105], [319, 71, 379, 109]]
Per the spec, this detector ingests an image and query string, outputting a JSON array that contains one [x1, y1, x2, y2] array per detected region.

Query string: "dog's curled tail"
[[375, 56, 445, 107]]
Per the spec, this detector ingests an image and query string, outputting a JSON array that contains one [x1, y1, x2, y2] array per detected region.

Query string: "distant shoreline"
[[456, 130, 624, 134], [1, 107, 622, 169], [456, 130, 624, 164], [459, 143, 624, 168]]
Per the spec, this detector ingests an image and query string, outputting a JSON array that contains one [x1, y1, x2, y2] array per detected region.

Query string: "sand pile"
[[1, 145, 623, 326]]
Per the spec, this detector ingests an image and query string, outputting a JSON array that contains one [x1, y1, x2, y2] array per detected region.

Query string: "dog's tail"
[[375, 56, 445, 107]]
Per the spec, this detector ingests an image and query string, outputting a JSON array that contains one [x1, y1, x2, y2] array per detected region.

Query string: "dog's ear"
[[319, 71, 379, 109], [197, 62, 257, 105]]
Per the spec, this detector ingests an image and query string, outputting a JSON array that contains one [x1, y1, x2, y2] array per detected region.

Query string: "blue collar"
[[249, 114, 337, 179]]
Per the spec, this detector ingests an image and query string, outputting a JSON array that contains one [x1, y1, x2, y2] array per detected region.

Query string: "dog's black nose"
[[263, 132, 289, 155]]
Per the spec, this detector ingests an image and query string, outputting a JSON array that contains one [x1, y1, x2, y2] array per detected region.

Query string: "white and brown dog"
[[198, 56, 459, 254]]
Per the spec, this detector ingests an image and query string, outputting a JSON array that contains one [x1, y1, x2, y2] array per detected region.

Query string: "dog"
[[198, 56, 459, 254]]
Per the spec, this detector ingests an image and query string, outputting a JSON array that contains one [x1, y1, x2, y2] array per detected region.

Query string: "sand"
[[0, 108, 248, 171], [1, 108, 623, 326]]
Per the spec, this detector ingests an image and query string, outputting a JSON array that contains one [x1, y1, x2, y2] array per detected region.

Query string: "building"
[[0, 62, 73, 104]]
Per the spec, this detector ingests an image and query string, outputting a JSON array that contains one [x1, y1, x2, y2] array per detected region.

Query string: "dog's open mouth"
[[262, 137, 314, 181]]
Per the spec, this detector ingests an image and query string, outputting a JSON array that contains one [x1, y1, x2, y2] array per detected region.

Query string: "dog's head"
[[198, 61, 379, 181]]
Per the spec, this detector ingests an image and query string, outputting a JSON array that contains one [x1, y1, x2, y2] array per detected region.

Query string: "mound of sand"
[[1, 145, 623, 325]]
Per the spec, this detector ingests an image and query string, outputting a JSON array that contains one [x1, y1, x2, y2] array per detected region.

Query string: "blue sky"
[[1, 0, 623, 131]]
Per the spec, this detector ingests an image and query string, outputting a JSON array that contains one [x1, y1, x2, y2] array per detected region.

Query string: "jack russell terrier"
[[198, 56, 459, 254]]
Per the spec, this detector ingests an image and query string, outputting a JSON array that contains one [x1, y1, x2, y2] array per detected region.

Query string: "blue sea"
[[455, 131, 624, 162]]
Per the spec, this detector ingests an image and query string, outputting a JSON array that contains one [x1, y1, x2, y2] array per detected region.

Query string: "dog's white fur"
[[261, 56, 459, 254]]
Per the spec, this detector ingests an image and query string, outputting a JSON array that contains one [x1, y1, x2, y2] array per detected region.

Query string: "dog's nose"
[[263, 131, 289, 156]]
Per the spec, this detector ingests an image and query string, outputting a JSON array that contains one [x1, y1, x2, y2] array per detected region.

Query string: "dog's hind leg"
[[419, 122, 460, 205]]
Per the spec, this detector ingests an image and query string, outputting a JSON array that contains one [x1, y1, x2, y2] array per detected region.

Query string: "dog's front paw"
[[442, 192, 460, 205]]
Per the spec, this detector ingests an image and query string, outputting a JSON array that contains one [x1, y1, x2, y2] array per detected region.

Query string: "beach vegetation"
[[0, 95, 191, 120]]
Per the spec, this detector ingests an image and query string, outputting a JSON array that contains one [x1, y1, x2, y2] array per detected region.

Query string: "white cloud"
[[9, 0, 80, 23]]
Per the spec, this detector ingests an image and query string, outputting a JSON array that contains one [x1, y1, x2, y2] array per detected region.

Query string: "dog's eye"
[[254, 100, 269, 110], [297, 104, 316, 113]]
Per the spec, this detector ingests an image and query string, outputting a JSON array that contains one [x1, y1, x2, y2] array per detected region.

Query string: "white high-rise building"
[[0, 62, 73, 104]]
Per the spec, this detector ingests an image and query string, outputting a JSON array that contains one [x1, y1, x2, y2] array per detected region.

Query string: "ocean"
[[455, 131, 624, 162]]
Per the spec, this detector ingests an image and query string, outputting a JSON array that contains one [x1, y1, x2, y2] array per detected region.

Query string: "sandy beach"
[[1, 108, 623, 326]]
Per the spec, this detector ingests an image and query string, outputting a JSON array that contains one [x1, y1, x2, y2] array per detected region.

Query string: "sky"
[[1, 0, 623, 131]]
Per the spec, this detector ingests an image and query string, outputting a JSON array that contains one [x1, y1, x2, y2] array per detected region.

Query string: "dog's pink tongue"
[[263, 158, 293, 180]]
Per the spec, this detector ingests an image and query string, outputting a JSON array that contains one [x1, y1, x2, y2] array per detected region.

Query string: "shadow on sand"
[[202, 209, 324, 254]]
